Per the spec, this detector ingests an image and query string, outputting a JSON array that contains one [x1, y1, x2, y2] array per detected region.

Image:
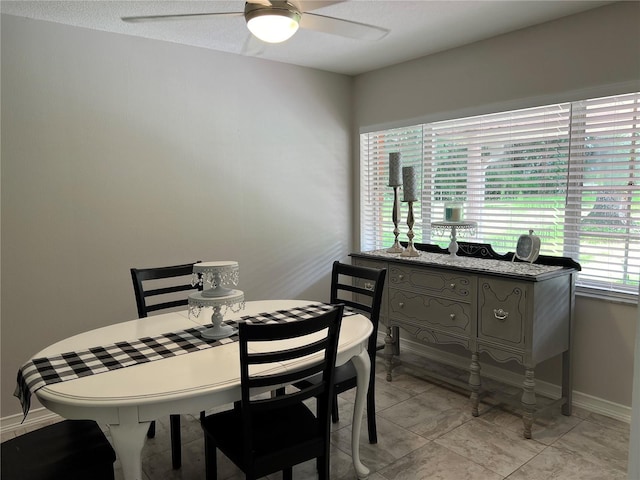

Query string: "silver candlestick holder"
[[387, 186, 404, 253], [400, 201, 420, 257]]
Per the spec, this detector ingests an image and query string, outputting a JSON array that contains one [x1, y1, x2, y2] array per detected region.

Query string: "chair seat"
[[296, 360, 358, 393], [1, 420, 116, 480], [202, 402, 324, 467]]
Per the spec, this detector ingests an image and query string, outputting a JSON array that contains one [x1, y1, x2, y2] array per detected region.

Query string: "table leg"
[[384, 327, 395, 382], [351, 350, 371, 479], [109, 407, 151, 480]]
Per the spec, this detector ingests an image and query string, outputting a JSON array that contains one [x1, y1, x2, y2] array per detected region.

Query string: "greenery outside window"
[[360, 92, 639, 298]]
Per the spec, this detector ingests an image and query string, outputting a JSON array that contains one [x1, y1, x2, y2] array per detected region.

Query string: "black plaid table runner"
[[15, 303, 353, 420]]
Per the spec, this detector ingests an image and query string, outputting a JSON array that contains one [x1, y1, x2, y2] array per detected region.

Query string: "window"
[[360, 92, 640, 297]]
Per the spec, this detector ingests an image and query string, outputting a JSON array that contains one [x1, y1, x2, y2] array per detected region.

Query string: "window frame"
[[359, 91, 639, 303]]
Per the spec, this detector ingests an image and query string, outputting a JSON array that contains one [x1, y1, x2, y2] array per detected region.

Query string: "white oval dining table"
[[33, 299, 373, 480]]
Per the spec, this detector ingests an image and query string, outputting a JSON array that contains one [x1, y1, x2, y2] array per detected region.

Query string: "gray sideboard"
[[351, 244, 580, 439]]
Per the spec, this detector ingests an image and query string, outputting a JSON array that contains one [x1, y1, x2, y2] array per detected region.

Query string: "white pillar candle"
[[402, 166, 418, 202], [388, 152, 402, 187]]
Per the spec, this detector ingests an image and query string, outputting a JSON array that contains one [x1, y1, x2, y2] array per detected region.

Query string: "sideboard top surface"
[[351, 246, 579, 282]]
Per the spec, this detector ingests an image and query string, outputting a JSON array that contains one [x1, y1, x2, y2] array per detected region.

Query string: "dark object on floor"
[[1, 419, 116, 480]]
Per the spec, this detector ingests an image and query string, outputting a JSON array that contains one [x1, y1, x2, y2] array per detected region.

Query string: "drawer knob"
[[450, 313, 456, 320], [493, 308, 509, 320], [398, 274, 404, 281], [364, 282, 374, 291], [398, 302, 405, 308], [450, 283, 456, 289]]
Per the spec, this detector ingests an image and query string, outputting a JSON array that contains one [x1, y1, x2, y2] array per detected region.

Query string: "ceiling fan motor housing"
[[244, 1, 302, 19]]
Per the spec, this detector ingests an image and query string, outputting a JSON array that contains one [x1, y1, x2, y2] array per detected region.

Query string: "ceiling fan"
[[121, 0, 389, 44]]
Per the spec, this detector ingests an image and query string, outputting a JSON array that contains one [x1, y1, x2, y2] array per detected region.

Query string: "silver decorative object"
[[188, 261, 245, 339], [192, 261, 240, 297], [513, 229, 541, 263], [431, 221, 477, 257], [387, 186, 404, 253], [387, 152, 404, 253], [400, 166, 420, 257], [400, 201, 420, 257]]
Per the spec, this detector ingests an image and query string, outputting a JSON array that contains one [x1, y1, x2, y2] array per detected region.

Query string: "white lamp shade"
[[247, 13, 299, 43]]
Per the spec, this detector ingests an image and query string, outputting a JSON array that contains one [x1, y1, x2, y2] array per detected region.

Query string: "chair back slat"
[[143, 283, 197, 298], [130, 262, 201, 318], [330, 261, 386, 355]]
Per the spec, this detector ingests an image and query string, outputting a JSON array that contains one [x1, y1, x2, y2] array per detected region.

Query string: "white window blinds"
[[360, 92, 640, 296], [565, 93, 639, 293], [360, 126, 423, 249]]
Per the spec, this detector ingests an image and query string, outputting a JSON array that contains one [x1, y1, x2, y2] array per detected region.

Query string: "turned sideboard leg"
[[469, 352, 481, 417], [384, 326, 395, 382], [561, 348, 573, 416], [521, 368, 537, 439]]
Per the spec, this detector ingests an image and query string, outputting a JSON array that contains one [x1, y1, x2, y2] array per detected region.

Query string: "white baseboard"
[[1, 334, 630, 436], [394, 335, 632, 424], [1, 407, 63, 437]]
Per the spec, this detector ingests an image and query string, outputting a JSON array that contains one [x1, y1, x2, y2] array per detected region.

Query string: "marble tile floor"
[[7, 354, 631, 480]]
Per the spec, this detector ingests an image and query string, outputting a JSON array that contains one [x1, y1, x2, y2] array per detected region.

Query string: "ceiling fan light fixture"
[[245, 3, 301, 43]]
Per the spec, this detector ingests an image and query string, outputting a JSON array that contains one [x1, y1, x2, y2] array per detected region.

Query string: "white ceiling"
[[1, 0, 614, 75]]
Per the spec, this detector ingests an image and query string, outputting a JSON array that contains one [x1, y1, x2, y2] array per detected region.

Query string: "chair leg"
[[170, 414, 181, 469], [367, 384, 378, 444], [331, 393, 339, 423], [318, 454, 330, 480], [146, 420, 156, 438], [204, 437, 218, 480], [283, 467, 293, 480]]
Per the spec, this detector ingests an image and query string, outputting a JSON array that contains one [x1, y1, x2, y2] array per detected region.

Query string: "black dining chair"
[[1, 419, 116, 480], [200, 305, 344, 480], [130, 261, 201, 469], [294, 261, 386, 444]]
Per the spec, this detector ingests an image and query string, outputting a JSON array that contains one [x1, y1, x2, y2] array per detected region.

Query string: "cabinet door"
[[478, 277, 528, 348]]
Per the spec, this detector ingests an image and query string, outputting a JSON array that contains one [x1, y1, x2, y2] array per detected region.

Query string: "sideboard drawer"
[[478, 277, 528, 348], [389, 289, 471, 337], [389, 265, 474, 301]]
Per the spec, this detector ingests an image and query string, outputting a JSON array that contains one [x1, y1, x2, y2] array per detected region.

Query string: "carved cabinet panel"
[[478, 277, 528, 349]]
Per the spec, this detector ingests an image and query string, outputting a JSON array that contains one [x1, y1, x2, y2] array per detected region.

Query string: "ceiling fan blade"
[[300, 12, 388, 40], [298, 1, 344, 13], [121, 12, 242, 23]]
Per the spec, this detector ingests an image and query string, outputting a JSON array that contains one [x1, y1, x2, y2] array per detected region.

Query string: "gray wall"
[[1, 2, 638, 420], [354, 1, 640, 129], [1, 15, 353, 418], [353, 2, 639, 409]]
